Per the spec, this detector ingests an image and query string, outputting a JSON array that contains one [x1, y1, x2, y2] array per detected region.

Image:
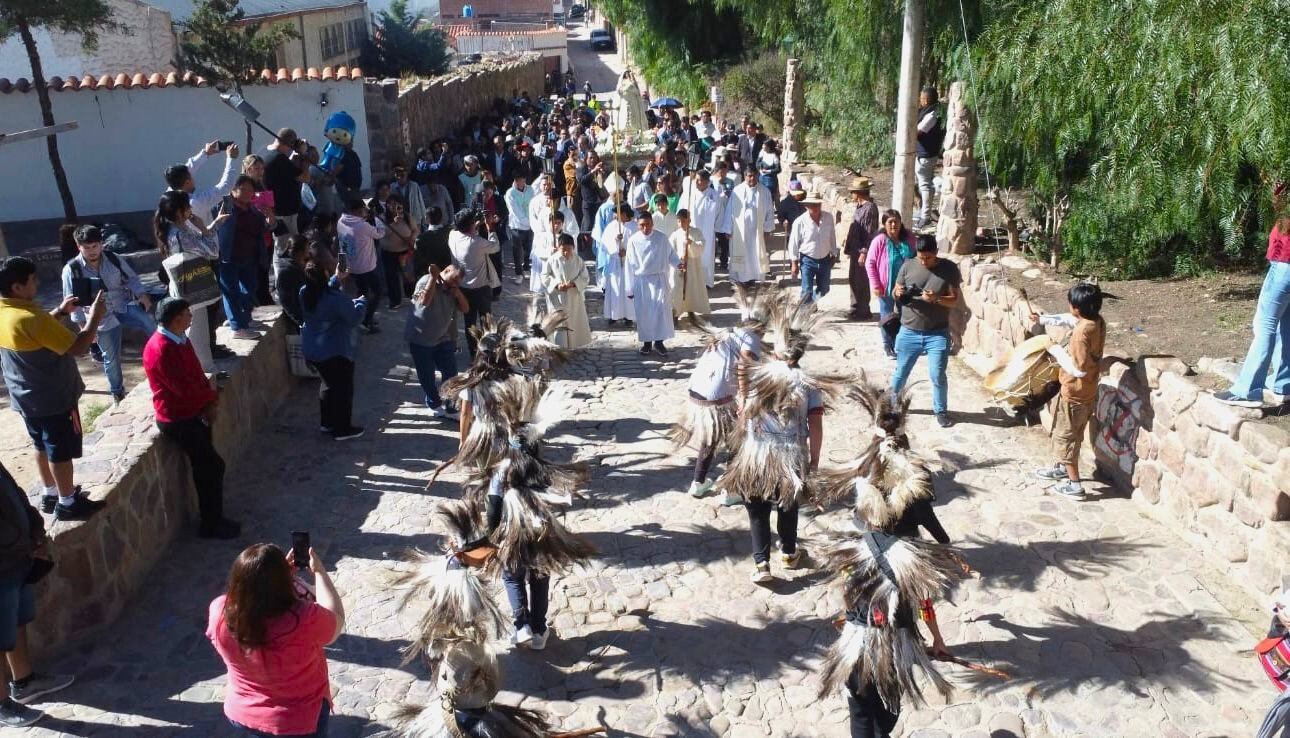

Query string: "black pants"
[[157, 417, 225, 530], [349, 269, 381, 327], [510, 228, 533, 275], [848, 254, 873, 318], [311, 356, 355, 432], [694, 441, 718, 483], [380, 251, 409, 308], [715, 232, 731, 271], [847, 676, 899, 738], [462, 286, 493, 359], [502, 564, 550, 635], [746, 498, 799, 564]]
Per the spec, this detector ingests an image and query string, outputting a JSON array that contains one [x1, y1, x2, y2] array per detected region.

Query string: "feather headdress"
[[817, 530, 962, 707], [391, 499, 508, 664], [814, 384, 934, 527], [386, 641, 550, 738]]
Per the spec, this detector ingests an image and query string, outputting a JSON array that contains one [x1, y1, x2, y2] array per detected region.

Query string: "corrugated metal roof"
[[144, 0, 365, 23]]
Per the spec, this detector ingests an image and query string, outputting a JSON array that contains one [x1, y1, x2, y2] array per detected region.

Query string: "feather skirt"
[[814, 437, 933, 525], [390, 702, 549, 738], [391, 550, 508, 664], [717, 431, 810, 507], [819, 620, 951, 710], [494, 487, 596, 575], [668, 396, 737, 452]]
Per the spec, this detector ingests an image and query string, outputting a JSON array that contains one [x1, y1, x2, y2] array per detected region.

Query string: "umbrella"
[[651, 97, 682, 108]]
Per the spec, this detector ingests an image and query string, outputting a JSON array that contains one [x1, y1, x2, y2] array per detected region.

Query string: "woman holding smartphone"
[[206, 543, 344, 738]]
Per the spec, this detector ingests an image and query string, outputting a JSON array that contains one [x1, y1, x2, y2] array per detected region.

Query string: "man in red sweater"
[[143, 298, 239, 539]]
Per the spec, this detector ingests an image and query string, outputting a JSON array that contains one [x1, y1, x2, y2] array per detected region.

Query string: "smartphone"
[[336, 250, 348, 273], [251, 189, 275, 212], [290, 531, 310, 569], [216, 140, 234, 151]]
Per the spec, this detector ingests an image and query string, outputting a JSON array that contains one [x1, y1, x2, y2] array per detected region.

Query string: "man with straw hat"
[[844, 176, 879, 320], [787, 192, 838, 304]]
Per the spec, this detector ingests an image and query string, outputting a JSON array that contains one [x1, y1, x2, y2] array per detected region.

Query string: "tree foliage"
[[605, 0, 1290, 277], [360, 0, 449, 79], [0, 0, 122, 221], [717, 52, 785, 133]]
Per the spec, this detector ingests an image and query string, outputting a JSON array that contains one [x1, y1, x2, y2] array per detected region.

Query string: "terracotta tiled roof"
[[440, 24, 565, 38], [0, 66, 364, 94]]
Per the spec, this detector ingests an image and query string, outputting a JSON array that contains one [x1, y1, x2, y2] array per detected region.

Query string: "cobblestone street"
[[16, 253, 1270, 737]]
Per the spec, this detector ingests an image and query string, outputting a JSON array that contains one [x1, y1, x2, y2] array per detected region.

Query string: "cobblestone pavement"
[[18, 249, 1269, 737]]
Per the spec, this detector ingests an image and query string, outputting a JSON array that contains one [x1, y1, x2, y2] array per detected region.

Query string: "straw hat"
[[849, 176, 872, 192]]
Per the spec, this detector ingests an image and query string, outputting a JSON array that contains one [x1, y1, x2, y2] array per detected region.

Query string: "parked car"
[[570, 4, 585, 18], [589, 29, 615, 52]]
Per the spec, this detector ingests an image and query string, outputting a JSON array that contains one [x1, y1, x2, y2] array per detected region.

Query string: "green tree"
[[360, 0, 449, 78], [179, 0, 299, 149], [0, 0, 122, 221]]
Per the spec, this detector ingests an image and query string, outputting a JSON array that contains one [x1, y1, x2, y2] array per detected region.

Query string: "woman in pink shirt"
[[207, 543, 345, 736]]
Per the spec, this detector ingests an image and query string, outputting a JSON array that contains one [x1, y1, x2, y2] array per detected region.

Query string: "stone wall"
[[364, 55, 547, 180], [795, 169, 1290, 601], [29, 308, 294, 661]]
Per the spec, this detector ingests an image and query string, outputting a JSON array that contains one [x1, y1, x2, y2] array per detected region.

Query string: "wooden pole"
[[891, 0, 924, 221]]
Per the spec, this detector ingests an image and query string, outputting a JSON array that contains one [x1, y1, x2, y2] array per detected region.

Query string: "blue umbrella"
[[651, 97, 682, 108]]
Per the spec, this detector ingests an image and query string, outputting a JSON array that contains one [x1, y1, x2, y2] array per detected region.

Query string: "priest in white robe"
[[728, 168, 776, 284], [541, 233, 592, 348], [626, 210, 682, 356], [596, 203, 637, 324], [527, 175, 580, 291], [679, 169, 721, 287]]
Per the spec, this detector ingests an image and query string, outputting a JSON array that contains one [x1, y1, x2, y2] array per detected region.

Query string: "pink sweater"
[[865, 233, 914, 296]]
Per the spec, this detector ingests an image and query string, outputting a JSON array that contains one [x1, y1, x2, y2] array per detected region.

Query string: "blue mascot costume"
[[320, 111, 356, 172]]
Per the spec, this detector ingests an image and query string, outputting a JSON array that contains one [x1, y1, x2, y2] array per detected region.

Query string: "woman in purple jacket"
[[865, 209, 915, 358]]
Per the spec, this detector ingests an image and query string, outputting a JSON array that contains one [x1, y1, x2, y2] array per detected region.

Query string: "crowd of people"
[[7, 72, 1284, 738]]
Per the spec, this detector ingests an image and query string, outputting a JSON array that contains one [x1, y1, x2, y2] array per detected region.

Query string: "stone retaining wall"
[[365, 55, 547, 182], [796, 169, 1290, 601], [29, 308, 294, 661]]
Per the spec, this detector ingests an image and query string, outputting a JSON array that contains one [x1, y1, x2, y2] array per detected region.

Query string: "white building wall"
[[0, 79, 370, 222], [0, 0, 177, 80]]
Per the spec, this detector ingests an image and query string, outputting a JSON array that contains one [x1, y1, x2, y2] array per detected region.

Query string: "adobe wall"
[[798, 169, 1290, 601], [28, 308, 294, 661]]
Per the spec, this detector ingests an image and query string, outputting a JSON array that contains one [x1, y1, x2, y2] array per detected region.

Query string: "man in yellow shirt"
[[0, 257, 107, 520]]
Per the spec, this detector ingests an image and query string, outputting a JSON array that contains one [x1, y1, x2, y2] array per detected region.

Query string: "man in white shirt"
[[448, 209, 501, 358], [626, 210, 682, 356], [164, 140, 240, 227], [695, 111, 717, 141], [787, 198, 839, 304], [504, 174, 536, 283]]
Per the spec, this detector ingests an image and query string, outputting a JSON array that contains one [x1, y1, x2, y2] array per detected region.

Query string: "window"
[[346, 18, 367, 51], [319, 23, 344, 59]]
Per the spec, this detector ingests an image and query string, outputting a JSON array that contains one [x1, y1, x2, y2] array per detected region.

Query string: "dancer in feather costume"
[[815, 381, 962, 738], [716, 299, 842, 583], [670, 284, 778, 504], [386, 641, 551, 738]]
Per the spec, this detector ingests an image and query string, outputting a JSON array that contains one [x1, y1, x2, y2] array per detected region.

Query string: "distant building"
[[440, 0, 551, 23], [0, 0, 178, 80], [146, 0, 371, 70], [442, 22, 566, 75]]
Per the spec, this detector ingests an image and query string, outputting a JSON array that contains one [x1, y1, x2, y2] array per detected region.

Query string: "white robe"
[[679, 181, 720, 286], [670, 227, 710, 315], [626, 229, 680, 342], [597, 220, 637, 321], [652, 210, 678, 240], [527, 194, 580, 291], [729, 182, 775, 283], [541, 252, 592, 349]]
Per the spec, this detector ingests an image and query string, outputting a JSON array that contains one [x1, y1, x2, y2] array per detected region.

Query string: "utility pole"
[[891, 0, 924, 220]]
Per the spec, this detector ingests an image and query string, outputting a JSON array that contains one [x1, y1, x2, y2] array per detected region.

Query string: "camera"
[[898, 283, 924, 305], [216, 140, 234, 151]]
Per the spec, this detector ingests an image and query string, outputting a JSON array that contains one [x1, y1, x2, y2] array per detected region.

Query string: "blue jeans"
[[408, 340, 458, 408], [1230, 261, 1290, 400], [219, 260, 259, 330], [502, 565, 550, 635], [97, 304, 157, 396], [230, 700, 330, 737], [876, 295, 897, 353], [891, 327, 950, 414], [799, 255, 832, 303]]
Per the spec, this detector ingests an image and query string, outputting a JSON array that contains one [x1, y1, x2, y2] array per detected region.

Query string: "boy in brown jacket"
[[1030, 283, 1106, 499]]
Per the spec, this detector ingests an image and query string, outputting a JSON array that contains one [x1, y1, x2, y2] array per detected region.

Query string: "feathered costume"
[[716, 300, 843, 508], [815, 382, 964, 721], [387, 641, 550, 738], [668, 284, 780, 454]]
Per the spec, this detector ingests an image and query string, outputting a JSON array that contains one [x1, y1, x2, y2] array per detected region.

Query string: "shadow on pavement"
[[960, 536, 1158, 593]]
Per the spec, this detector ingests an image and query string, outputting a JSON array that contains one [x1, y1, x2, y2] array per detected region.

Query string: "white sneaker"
[[512, 625, 533, 647], [529, 629, 549, 650], [781, 549, 804, 569], [720, 491, 743, 507], [431, 405, 459, 419], [751, 563, 773, 584], [688, 480, 713, 498], [1048, 480, 1087, 500]]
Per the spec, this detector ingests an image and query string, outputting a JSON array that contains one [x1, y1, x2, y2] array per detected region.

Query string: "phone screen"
[[337, 251, 348, 273], [290, 531, 310, 569]]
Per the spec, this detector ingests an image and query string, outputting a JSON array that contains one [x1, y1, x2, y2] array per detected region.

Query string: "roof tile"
[[0, 65, 365, 93]]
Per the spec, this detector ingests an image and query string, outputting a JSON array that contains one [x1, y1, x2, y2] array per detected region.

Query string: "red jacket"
[[142, 331, 217, 423]]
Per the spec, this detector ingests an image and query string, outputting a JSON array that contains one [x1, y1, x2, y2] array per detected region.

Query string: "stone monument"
[[936, 80, 978, 255], [781, 57, 805, 170]]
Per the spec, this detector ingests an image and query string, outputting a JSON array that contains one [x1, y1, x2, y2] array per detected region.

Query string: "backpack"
[[1259, 636, 1290, 692]]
